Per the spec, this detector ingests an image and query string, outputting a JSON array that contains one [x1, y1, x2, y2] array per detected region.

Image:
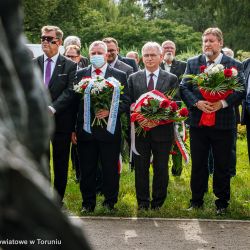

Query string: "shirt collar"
[[205, 52, 223, 64], [91, 63, 108, 75], [44, 52, 59, 63], [109, 56, 118, 67], [145, 68, 160, 78]]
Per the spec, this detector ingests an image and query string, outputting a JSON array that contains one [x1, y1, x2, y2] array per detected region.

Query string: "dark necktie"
[[148, 73, 154, 91], [45, 58, 52, 86], [95, 68, 102, 75]]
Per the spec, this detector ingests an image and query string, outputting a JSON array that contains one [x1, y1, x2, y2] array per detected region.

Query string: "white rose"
[[231, 67, 238, 76]]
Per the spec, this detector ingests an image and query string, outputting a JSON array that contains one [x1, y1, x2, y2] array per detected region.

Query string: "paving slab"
[[70, 216, 250, 250]]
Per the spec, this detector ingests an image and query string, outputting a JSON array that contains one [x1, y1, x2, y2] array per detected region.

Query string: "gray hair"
[[89, 41, 107, 53], [142, 42, 162, 55], [63, 35, 81, 49], [222, 47, 234, 58]]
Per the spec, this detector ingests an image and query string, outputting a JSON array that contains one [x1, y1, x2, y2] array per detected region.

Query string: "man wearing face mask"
[[72, 41, 130, 213], [33, 25, 77, 206]]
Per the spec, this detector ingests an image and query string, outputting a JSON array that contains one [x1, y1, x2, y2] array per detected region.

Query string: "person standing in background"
[[33, 26, 77, 206]]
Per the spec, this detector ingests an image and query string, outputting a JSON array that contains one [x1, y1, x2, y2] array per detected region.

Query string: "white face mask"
[[90, 55, 105, 68]]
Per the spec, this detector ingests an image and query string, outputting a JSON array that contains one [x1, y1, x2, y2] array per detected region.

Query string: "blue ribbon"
[[106, 77, 121, 134], [83, 79, 95, 133]]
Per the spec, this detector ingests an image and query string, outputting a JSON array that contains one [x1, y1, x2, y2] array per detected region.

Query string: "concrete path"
[[71, 216, 250, 250]]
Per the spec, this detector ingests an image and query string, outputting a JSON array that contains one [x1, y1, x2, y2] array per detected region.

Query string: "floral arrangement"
[[74, 76, 123, 131], [184, 63, 243, 94], [130, 89, 188, 135], [182, 63, 244, 126]]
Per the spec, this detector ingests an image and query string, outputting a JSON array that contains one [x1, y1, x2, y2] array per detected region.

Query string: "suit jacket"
[[75, 65, 130, 142], [114, 59, 133, 78], [180, 54, 245, 129], [160, 59, 187, 83], [128, 68, 178, 142], [33, 54, 77, 132], [118, 54, 139, 73], [241, 58, 250, 124], [78, 56, 89, 69]]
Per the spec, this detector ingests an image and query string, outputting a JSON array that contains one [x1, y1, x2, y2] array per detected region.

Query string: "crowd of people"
[[33, 25, 249, 216]]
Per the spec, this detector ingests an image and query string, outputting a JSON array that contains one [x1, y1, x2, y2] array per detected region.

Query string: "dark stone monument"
[[0, 0, 91, 249]]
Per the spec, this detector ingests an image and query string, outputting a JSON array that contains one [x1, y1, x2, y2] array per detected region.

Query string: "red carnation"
[[224, 68, 233, 78], [160, 99, 170, 108], [200, 65, 206, 73], [179, 107, 189, 117], [170, 101, 178, 112], [105, 81, 113, 88]]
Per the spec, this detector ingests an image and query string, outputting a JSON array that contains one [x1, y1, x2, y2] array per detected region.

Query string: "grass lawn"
[[63, 135, 250, 220]]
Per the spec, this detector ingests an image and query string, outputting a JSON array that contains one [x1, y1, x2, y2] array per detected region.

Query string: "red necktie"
[[95, 68, 102, 75], [148, 73, 154, 91]]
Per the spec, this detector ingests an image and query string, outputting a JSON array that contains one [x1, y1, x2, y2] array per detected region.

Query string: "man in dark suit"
[[128, 42, 178, 210], [102, 37, 134, 78], [118, 54, 139, 72], [161, 40, 187, 176], [242, 58, 250, 162], [160, 40, 186, 84], [71, 41, 130, 212], [33, 25, 77, 204], [180, 27, 245, 215]]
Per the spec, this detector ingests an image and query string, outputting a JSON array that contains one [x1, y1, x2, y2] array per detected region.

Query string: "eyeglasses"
[[41, 36, 58, 44], [107, 49, 117, 53], [143, 54, 158, 58], [65, 55, 79, 59]]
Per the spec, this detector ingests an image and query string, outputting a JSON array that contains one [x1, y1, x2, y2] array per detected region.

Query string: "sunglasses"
[[41, 36, 58, 44], [65, 55, 79, 59]]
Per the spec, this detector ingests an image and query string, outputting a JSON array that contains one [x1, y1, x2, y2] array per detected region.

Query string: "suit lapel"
[[140, 70, 148, 93], [170, 59, 176, 73], [104, 66, 113, 78], [156, 69, 166, 92], [37, 55, 44, 72]]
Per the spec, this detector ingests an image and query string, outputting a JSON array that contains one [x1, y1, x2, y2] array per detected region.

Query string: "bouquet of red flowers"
[[74, 76, 123, 134], [130, 89, 188, 135], [183, 63, 244, 126]]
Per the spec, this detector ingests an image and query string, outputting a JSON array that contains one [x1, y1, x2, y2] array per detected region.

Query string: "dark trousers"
[[71, 143, 80, 182], [246, 114, 250, 162], [77, 140, 121, 210], [190, 127, 233, 209], [51, 132, 71, 202], [134, 140, 172, 208]]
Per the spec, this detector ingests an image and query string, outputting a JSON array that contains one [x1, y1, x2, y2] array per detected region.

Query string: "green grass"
[[63, 138, 250, 220]]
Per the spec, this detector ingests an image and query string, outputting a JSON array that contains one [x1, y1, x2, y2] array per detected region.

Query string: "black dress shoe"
[[216, 208, 227, 215]]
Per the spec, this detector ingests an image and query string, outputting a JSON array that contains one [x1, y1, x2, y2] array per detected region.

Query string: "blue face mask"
[[90, 55, 105, 68]]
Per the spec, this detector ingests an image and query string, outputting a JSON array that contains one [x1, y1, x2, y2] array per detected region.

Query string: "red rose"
[[160, 99, 170, 108], [81, 84, 87, 90], [105, 81, 113, 88], [179, 107, 189, 117], [200, 65, 206, 73], [170, 101, 178, 112], [224, 68, 232, 78]]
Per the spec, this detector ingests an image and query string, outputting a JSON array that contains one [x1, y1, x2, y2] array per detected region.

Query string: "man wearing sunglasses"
[[33, 25, 77, 206]]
